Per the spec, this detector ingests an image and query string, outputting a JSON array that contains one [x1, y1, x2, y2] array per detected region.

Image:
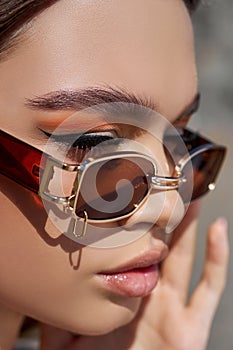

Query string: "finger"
[[189, 217, 229, 325], [160, 203, 200, 302]]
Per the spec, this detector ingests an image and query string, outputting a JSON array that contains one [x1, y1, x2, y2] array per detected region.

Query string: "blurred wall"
[[190, 1, 233, 349]]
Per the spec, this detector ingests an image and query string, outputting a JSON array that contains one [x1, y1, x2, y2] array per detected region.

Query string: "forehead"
[[0, 0, 197, 128]]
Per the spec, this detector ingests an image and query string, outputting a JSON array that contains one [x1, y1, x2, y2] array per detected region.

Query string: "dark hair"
[[0, 0, 200, 59], [0, 0, 58, 58], [185, 0, 201, 12]]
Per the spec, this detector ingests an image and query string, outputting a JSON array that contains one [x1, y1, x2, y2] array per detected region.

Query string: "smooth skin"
[[0, 0, 229, 349], [39, 207, 229, 350]]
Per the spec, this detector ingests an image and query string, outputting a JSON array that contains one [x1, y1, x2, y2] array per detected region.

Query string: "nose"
[[120, 187, 185, 234], [119, 137, 186, 233]]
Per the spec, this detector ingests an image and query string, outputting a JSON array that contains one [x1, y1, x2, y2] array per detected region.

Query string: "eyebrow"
[[25, 86, 200, 121]]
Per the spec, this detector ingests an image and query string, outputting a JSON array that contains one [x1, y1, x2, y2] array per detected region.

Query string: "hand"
[[40, 203, 229, 350]]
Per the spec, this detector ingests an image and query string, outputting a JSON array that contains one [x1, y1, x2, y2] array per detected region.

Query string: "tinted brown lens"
[[75, 156, 153, 220], [180, 147, 226, 203]]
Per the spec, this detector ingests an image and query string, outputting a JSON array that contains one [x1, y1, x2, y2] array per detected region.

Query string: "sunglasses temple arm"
[[0, 130, 43, 193]]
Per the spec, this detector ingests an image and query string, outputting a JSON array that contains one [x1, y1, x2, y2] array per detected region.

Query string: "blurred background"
[[190, 1, 233, 349]]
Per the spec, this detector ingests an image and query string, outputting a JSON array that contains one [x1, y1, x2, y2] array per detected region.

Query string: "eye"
[[40, 130, 115, 163]]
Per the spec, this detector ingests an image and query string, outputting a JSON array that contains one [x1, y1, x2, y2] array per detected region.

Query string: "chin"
[[55, 296, 142, 336]]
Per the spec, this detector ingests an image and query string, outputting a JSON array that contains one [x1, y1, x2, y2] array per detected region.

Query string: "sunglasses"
[[0, 128, 226, 234]]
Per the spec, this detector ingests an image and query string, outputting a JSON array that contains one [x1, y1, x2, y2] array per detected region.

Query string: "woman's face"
[[0, 0, 197, 334]]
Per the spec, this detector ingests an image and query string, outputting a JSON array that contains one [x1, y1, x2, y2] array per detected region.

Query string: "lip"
[[97, 247, 168, 298], [99, 247, 168, 274]]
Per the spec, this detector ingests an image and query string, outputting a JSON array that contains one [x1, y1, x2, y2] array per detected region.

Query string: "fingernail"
[[216, 217, 228, 231]]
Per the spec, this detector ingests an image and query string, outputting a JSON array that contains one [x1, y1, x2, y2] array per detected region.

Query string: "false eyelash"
[[40, 129, 123, 162], [40, 130, 112, 147]]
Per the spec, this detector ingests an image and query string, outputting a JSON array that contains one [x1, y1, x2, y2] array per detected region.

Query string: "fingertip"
[[208, 217, 229, 264], [214, 217, 228, 232], [209, 217, 229, 243]]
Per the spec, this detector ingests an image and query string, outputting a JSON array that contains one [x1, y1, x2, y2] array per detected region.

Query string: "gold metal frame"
[[39, 151, 186, 223], [39, 133, 226, 237]]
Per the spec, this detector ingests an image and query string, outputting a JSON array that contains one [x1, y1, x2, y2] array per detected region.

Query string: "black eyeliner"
[[38, 128, 114, 149]]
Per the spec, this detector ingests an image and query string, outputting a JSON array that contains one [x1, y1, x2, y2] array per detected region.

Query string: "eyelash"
[[42, 131, 117, 163], [41, 118, 190, 165]]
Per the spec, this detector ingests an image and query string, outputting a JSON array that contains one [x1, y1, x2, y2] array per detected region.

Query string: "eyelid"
[[38, 128, 117, 141]]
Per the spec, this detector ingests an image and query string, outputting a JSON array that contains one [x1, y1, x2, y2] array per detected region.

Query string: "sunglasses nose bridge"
[[150, 174, 185, 191]]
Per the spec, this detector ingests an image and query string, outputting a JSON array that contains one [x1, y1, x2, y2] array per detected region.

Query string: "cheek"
[[0, 177, 140, 334], [0, 177, 87, 325]]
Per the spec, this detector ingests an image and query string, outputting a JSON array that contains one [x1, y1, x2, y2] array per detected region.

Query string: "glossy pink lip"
[[99, 265, 159, 297], [97, 247, 168, 298]]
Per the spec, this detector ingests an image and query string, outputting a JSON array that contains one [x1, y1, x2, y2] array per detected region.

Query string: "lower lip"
[[98, 265, 159, 298]]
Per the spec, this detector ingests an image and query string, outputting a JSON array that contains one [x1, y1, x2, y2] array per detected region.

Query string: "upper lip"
[[99, 246, 169, 274]]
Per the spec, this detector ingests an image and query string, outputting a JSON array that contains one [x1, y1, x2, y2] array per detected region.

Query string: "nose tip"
[[156, 191, 185, 233], [119, 189, 185, 234]]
